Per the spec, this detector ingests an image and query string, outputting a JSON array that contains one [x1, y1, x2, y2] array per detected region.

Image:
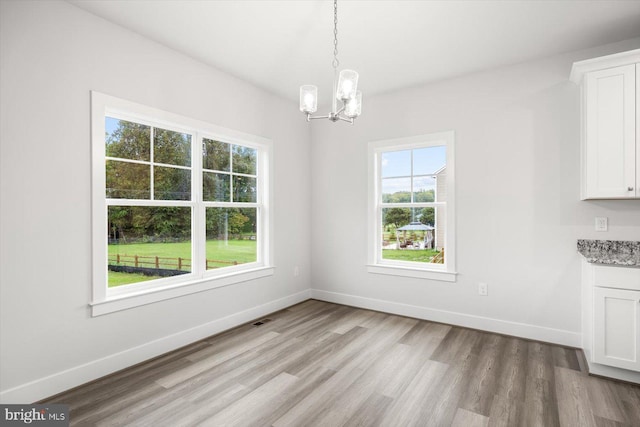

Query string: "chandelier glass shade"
[[299, 0, 362, 123], [299, 85, 318, 114]]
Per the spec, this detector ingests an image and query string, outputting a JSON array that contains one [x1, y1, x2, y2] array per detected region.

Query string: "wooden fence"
[[108, 254, 239, 271], [431, 249, 444, 264]]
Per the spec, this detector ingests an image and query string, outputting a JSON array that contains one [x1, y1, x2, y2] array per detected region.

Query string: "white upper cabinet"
[[585, 65, 636, 198], [571, 50, 640, 200]]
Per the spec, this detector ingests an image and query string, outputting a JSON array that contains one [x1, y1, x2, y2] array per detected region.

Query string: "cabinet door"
[[594, 287, 640, 371], [584, 64, 636, 199]]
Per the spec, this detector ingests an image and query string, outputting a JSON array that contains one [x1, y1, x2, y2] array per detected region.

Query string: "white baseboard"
[[0, 289, 311, 404], [310, 289, 582, 348], [583, 348, 640, 384], [586, 362, 640, 384]]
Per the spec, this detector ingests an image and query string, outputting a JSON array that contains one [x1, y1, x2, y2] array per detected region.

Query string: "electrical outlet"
[[595, 217, 608, 232], [294, 266, 300, 277], [478, 282, 488, 296]]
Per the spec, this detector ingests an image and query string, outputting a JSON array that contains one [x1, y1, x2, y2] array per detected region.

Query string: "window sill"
[[367, 264, 457, 282], [90, 266, 275, 316]]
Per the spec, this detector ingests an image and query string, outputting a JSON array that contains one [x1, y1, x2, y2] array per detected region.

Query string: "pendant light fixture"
[[299, 0, 362, 123]]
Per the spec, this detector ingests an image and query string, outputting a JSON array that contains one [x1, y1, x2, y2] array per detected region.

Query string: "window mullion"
[[229, 146, 234, 202], [410, 149, 414, 204], [380, 202, 442, 209], [150, 126, 155, 201], [193, 132, 205, 279], [105, 157, 151, 166]]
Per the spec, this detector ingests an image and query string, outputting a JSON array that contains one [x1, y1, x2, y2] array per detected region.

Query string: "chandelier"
[[299, 0, 362, 123]]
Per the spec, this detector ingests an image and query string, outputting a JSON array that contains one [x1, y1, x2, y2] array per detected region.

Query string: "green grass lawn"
[[204, 240, 257, 267], [108, 271, 161, 288], [108, 239, 256, 287], [382, 249, 439, 263]]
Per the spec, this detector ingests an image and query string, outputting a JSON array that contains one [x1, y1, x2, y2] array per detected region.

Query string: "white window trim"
[[91, 91, 274, 316], [367, 131, 457, 282]]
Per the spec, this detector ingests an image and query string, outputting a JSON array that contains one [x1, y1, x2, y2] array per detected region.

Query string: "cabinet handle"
[[628, 186, 634, 191]]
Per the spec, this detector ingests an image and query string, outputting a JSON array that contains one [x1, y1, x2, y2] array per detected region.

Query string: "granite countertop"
[[577, 239, 640, 267]]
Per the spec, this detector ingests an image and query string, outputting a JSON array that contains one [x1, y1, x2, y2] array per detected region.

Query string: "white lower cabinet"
[[581, 261, 640, 382], [593, 286, 640, 371]]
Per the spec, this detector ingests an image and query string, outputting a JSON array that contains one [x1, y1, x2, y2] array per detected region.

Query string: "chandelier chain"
[[332, 0, 339, 69]]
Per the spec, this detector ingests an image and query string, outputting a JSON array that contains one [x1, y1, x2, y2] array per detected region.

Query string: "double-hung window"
[[368, 131, 456, 281], [91, 92, 273, 315]]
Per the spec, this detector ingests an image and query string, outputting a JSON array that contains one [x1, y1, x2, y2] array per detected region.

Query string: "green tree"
[[382, 191, 411, 203], [232, 145, 257, 175], [108, 206, 191, 243], [414, 189, 435, 203], [227, 210, 249, 234], [149, 207, 191, 239], [205, 208, 256, 239], [105, 120, 150, 160], [419, 207, 435, 226], [105, 120, 152, 199], [153, 128, 190, 167], [383, 208, 411, 229], [203, 139, 230, 171], [382, 189, 434, 203]]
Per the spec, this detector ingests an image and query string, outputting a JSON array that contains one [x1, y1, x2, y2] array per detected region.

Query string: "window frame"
[[367, 131, 456, 282], [91, 92, 273, 316]]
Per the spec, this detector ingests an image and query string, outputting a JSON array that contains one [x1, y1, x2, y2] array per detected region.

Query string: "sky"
[[105, 116, 120, 138], [381, 146, 446, 196], [382, 146, 446, 178]]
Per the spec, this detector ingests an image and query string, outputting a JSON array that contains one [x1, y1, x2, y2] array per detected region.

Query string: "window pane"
[[203, 172, 230, 202], [232, 145, 257, 175], [106, 160, 150, 199], [382, 177, 411, 203], [203, 139, 230, 171], [380, 207, 443, 264], [233, 175, 257, 202], [206, 208, 257, 270], [413, 146, 446, 175], [105, 117, 150, 161], [154, 166, 191, 200], [154, 127, 191, 167], [107, 206, 191, 287], [413, 176, 436, 202], [381, 150, 410, 178]]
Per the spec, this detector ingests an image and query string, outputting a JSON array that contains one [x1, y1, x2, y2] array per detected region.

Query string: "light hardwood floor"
[[44, 300, 640, 426]]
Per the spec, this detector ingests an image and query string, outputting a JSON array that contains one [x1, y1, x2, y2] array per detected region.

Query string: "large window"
[[92, 92, 272, 315], [368, 132, 456, 281]]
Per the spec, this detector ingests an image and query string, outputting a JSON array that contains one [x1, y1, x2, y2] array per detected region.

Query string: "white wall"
[[310, 38, 640, 346], [0, 1, 311, 402]]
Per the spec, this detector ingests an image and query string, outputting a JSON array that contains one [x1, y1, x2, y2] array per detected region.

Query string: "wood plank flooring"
[[43, 300, 640, 426]]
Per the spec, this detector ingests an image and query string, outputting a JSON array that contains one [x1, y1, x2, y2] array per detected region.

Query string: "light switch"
[[595, 217, 608, 232]]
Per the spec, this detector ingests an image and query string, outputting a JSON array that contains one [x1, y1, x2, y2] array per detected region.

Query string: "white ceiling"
[[68, 0, 640, 104]]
